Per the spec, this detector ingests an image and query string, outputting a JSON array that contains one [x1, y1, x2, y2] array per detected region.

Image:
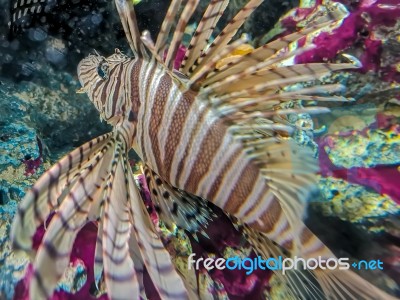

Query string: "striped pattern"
[[101, 143, 139, 300], [190, 0, 263, 75], [242, 223, 326, 300], [93, 55, 322, 258], [124, 155, 189, 300], [11, 133, 112, 251], [11, 0, 46, 24], [180, 0, 229, 74], [77, 51, 137, 126], [114, 0, 143, 56], [143, 165, 213, 233], [12, 0, 397, 299], [154, 0, 183, 54], [164, 0, 200, 69]]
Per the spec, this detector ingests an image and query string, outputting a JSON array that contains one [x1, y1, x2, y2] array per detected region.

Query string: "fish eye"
[[97, 60, 109, 80]]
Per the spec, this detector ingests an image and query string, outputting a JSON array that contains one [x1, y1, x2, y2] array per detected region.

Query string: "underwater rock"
[[0, 123, 40, 172], [0, 122, 47, 228], [0, 66, 109, 152], [0, 201, 29, 300], [318, 115, 400, 204], [317, 176, 399, 222], [321, 123, 400, 168]]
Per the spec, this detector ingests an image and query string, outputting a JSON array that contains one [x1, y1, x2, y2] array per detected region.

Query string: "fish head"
[[77, 49, 133, 124]]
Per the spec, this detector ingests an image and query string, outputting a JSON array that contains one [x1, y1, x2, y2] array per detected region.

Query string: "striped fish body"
[[136, 73, 318, 255], [78, 52, 324, 258]]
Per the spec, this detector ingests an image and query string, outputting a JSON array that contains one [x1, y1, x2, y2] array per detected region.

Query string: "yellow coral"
[[317, 176, 400, 223], [215, 44, 254, 69]]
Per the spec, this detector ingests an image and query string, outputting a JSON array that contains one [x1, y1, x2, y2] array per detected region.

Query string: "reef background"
[[0, 0, 399, 299]]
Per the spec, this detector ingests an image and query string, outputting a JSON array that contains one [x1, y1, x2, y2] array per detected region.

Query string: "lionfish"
[[10, 0, 398, 299]]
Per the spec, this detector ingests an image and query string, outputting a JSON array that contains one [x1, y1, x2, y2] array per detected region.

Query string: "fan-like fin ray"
[[187, 36, 249, 90], [243, 223, 398, 300], [180, 0, 229, 74], [127, 229, 146, 298], [115, 0, 144, 56], [204, 3, 348, 85], [124, 157, 189, 300], [165, 0, 200, 70], [28, 135, 116, 299], [102, 145, 140, 299], [202, 44, 314, 86], [314, 268, 398, 300], [143, 165, 213, 233], [94, 217, 104, 288], [203, 62, 357, 98], [242, 224, 325, 300], [11, 133, 111, 252], [191, 0, 264, 76], [154, 0, 183, 55]]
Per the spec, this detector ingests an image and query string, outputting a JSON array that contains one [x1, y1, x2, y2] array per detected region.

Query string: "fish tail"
[[11, 128, 188, 299]]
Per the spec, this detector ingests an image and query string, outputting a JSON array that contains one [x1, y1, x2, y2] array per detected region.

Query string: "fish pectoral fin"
[[25, 131, 120, 299], [143, 164, 215, 234], [101, 147, 141, 299], [125, 162, 190, 300], [11, 132, 112, 252], [242, 223, 326, 300], [127, 227, 146, 298], [240, 133, 319, 240]]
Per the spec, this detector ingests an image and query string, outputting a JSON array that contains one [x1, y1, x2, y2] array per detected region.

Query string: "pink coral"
[[282, 0, 400, 82], [22, 138, 43, 176], [14, 221, 109, 300]]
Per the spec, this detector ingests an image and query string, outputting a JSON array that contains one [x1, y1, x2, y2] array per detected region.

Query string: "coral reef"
[[322, 122, 400, 168], [318, 114, 400, 205], [316, 176, 399, 222], [282, 0, 400, 82], [0, 201, 29, 300]]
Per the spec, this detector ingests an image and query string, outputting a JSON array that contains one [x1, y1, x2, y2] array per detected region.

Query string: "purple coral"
[[21, 138, 43, 176], [14, 221, 109, 300], [317, 114, 400, 205], [283, 0, 400, 82]]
